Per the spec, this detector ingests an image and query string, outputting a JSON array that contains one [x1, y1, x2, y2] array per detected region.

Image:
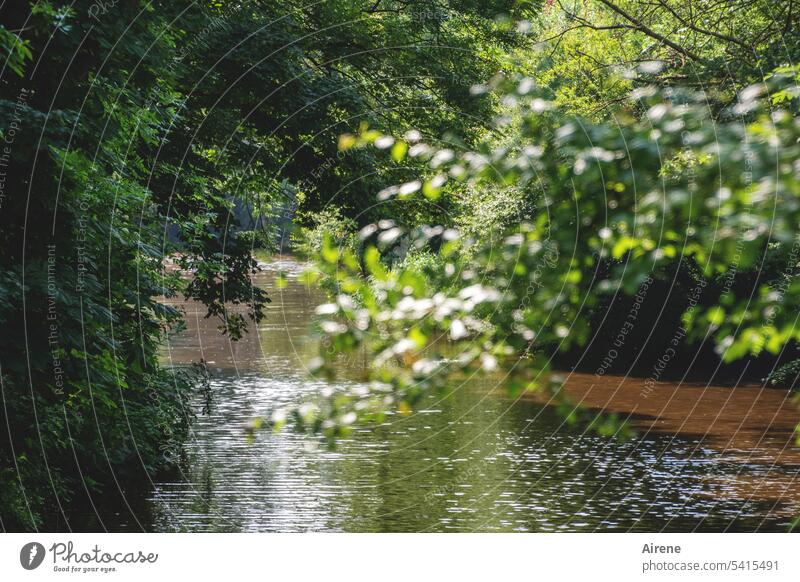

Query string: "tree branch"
[[655, 0, 750, 50], [596, 0, 702, 61]]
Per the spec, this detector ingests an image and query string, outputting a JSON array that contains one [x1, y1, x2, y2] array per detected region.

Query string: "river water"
[[147, 259, 800, 532]]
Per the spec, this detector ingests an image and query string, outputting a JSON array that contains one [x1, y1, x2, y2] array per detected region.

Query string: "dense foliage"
[[0, 0, 267, 530], [2, 0, 799, 529], [274, 3, 800, 440], [0, 0, 529, 530], [529, 0, 798, 118]]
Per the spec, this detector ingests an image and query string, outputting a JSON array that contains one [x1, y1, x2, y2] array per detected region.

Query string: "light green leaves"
[[391, 140, 408, 163], [280, 65, 800, 444]]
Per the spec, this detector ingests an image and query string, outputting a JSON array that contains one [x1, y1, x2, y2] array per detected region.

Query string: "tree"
[[278, 66, 800, 441], [0, 0, 534, 530], [525, 1, 799, 118]]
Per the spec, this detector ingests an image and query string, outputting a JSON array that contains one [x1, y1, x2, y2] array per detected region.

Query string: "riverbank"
[[524, 373, 799, 460]]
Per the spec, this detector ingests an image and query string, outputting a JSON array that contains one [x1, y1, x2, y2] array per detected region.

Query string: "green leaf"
[[391, 141, 408, 163]]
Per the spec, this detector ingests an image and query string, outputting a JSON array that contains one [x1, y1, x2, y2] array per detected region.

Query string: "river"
[[145, 258, 799, 532]]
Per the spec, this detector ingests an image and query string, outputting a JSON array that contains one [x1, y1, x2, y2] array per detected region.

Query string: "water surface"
[[149, 259, 800, 532]]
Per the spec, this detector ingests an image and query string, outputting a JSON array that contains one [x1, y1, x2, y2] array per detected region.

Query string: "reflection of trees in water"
[[148, 260, 800, 532]]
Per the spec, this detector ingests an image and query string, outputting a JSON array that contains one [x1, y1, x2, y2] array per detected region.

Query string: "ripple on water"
[[147, 260, 800, 532]]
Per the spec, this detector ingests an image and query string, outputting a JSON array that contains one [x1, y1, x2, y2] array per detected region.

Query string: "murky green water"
[[145, 259, 799, 532]]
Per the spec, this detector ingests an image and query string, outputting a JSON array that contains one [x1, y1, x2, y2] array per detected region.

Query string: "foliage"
[[768, 359, 800, 389], [185, 0, 533, 227], [291, 207, 358, 260], [2, 0, 799, 529], [522, 1, 799, 119], [0, 0, 537, 530], [0, 1, 264, 530], [275, 65, 800, 441]]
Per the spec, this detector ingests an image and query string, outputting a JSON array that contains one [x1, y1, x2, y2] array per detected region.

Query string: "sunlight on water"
[[147, 259, 800, 532]]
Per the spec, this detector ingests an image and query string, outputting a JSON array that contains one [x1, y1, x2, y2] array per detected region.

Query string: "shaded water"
[[149, 259, 800, 532]]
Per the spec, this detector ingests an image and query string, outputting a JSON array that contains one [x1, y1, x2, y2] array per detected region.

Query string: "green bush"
[[291, 207, 358, 260]]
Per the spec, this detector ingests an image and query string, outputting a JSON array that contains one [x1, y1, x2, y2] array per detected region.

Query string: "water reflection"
[[149, 259, 800, 532]]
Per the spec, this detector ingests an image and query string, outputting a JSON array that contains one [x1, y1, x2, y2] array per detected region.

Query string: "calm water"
[[147, 259, 800, 532]]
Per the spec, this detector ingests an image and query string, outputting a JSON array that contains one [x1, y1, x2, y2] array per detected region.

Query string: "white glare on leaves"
[[359, 224, 378, 239], [458, 284, 501, 306], [378, 227, 403, 245], [374, 135, 395, 149], [409, 144, 431, 158], [378, 186, 399, 200], [630, 86, 657, 101], [394, 338, 416, 354], [480, 353, 498, 372], [392, 296, 434, 320], [336, 294, 354, 309], [638, 61, 665, 74], [647, 104, 669, 121], [431, 149, 454, 167], [442, 228, 460, 241], [502, 95, 518, 108], [307, 357, 324, 372], [340, 412, 357, 425], [398, 180, 421, 196], [404, 129, 422, 142], [315, 303, 338, 315], [515, 20, 532, 34], [321, 321, 347, 334], [431, 294, 464, 321], [517, 78, 534, 95], [530, 99, 551, 113], [412, 359, 439, 375], [715, 335, 735, 355], [587, 147, 615, 162], [428, 174, 447, 189], [450, 319, 468, 340], [739, 83, 765, 104], [522, 145, 543, 158]]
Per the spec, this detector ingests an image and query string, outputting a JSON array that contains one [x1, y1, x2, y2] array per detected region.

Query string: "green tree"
[[0, 0, 534, 530], [281, 66, 800, 441]]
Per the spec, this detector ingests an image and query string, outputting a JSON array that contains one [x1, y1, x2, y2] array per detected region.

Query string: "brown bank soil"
[[524, 373, 800, 513]]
